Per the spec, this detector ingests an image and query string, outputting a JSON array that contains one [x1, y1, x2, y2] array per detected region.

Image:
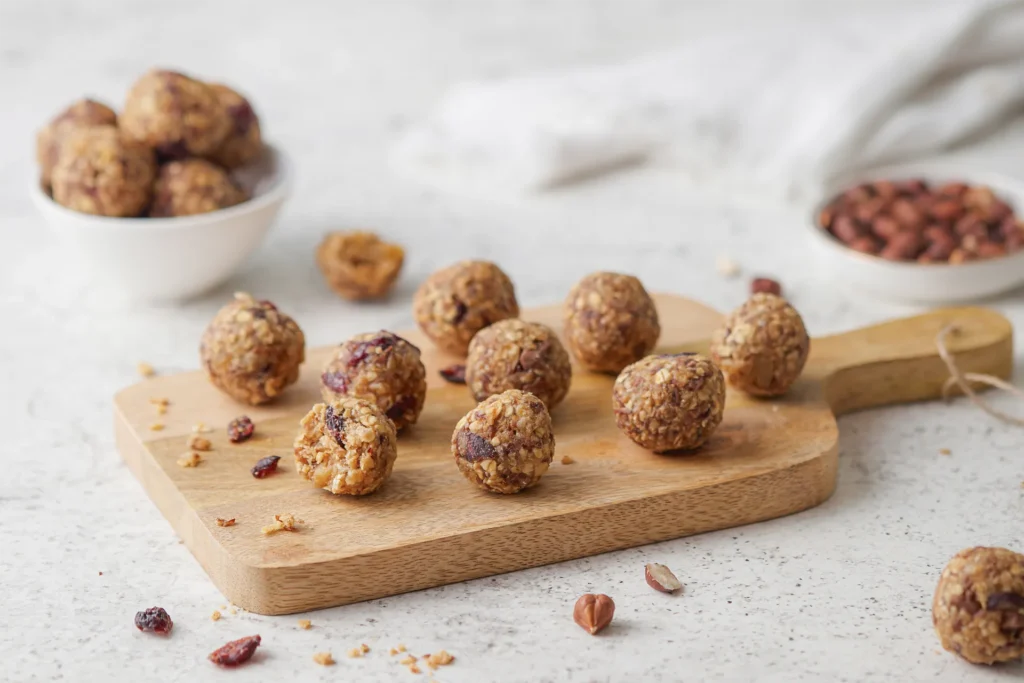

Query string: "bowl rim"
[[30, 142, 293, 230]]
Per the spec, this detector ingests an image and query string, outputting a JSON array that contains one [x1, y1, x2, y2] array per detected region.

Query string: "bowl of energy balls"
[[808, 163, 1024, 304], [29, 68, 292, 302]]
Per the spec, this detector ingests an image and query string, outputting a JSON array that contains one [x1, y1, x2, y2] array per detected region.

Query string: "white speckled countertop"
[[1, 1, 1023, 681]]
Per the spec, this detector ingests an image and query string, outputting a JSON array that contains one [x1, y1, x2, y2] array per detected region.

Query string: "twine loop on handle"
[[935, 324, 1024, 426]]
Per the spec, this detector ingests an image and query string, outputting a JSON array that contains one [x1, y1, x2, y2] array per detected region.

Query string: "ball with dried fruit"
[[413, 260, 519, 355], [933, 546, 1024, 665], [149, 158, 247, 217], [563, 272, 660, 373], [466, 319, 572, 410], [36, 98, 118, 188], [293, 397, 399, 495], [710, 293, 810, 397], [200, 293, 306, 405], [451, 389, 554, 494], [50, 126, 156, 217], [207, 83, 263, 168], [612, 353, 726, 453], [320, 330, 427, 430], [316, 231, 405, 301]]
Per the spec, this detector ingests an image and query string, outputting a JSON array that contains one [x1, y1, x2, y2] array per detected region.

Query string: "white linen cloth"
[[393, 0, 1024, 198]]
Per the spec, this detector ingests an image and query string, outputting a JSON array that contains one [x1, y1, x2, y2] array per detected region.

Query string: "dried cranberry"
[[385, 395, 417, 423], [251, 455, 281, 478], [208, 634, 261, 667], [228, 101, 256, 135], [750, 277, 782, 296], [347, 332, 399, 367], [324, 405, 345, 446], [987, 592, 1024, 611], [228, 416, 255, 443], [458, 430, 496, 461], [451, 298, 468, 324], [134, 607, 173, 634], [321, 370, 349, 394], [439, 364, 467, 384]]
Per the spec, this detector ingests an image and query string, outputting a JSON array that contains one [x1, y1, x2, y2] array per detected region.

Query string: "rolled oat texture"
[[206, 83, 263, 169], [466, 319, 572, 409], [200, 293, 306, 405], [320, 330, 427, 430], [149, 158, 246, 217], [710, 293, 809, 397], [932, 546, 1024, 665], [451, 389, 554, 494], [563, 272, 660, 373], [612, 354, 726, 453], [293, 397, 399, 495], [36, 98, 117, 188], [316, 231, 405, 301], [50, 125, 156, 217], [413, 260, 519, 355]]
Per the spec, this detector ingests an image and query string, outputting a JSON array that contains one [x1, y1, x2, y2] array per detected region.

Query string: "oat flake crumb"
[[211, 610, 221, 621], [939, 448, 952, 455], [425, 651, 455, 668], [313, 652, 335, 666], [192, 422, 213, 434], [137, 362, 156, 377], [397, 644, 407, 652], [389, 647, 399, 656], [187, 435, 213, 451], [149, 423, 165, 432], [216, 518, 236, 527], [261, 513, 301, 535], [177, 452, 202, 468], [297, 619, 311, 629], [348, 648, 363, 659], [409, 664, 422, 674], [561, 455, 575, 465], [399, 655, 417, 665], [229, 608, 237, 615], [361, 643, 370, 653]]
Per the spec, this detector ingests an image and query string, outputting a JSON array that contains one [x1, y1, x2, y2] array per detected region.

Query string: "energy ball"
[[50, 126, 156, 217], [451, 389, 554, 494], [36, 98, 118, 188], [316, 231, 405, 301], [149, 158, 247, 217], [320, 331, 427, 430], [563, 272, 661, 373], [466, 319, 572, 410], [200, 293, 305, 405], [612, 353, 726, 453], [710, 293, 810, 397], [413, 260, 519, 355], [206, 84, 263, 169], [121, 69, 231, 158], [933, 546, 1024, 665], [293, 398, 398, 496]]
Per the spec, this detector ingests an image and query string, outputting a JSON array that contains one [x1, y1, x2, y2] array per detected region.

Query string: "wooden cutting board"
[[113, 295, 1012, 615]]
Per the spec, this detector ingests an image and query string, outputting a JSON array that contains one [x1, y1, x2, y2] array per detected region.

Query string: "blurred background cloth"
[[394, 0, 1024, 199]]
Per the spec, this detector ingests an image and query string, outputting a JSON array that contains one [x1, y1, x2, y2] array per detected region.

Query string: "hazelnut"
[[573, 594, 615, 635], [644, 563, 683, 593]]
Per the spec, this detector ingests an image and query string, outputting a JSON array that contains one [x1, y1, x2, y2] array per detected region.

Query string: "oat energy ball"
[[207, 84, 263, 169], [452, 390, 554, 494], [294, 398, 398, 496], [36, 98, 118, 187], [50, 126, 156, 217], [933, 546, 1024, 665], [612, 354, 726, 453], [316, 231, 405, 301], [466, 319, 572, 410], [320, 331, 427, 430], [563, 272, 661, 373], [121, 69, 231, 158], [200, 293, 306, 405], [710, 293, 810, 397], [414, 261, 519, 355], [149, 158, 247, 217]]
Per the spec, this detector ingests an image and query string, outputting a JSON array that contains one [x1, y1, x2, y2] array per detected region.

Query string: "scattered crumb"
[[348, 647, 364, 659], [425, 651, 455, 669], [219, 605, 226, 610], [137, 362, 155, 377], [149, 397, 170, 406], [560, 455, 575, 465], [211, 610, 221, 621], [361, 644, 369, 654], [313, 652, 335, 666], [177, 452, 202, 468], [397, 644, 407, 653], [187, 435, 213, 451], [939, 448, 952, 456], [192, 422, 212, 434], [156, 404, 167, 415], [216, 518, 236, 527], [149, 423, 165, 432], [715, 255, 740, 278], [297, 619, 311, 630], [1019, 481, 1024, 489], [229, 608, 237, 615], [399, 655, 417, 666], [390, 648, 399, 656], [261, 513, 302, 535], [409, 664, 422, 674], [98, 571, 103, 576]]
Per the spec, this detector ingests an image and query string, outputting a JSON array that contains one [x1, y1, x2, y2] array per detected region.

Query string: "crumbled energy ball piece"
[[466, 319, 572, 409], [36, 98, 118, 188], [316, 231, 405, 301], [121, 69, 231, 158], [413, 260, 519, 355], [149, 158, 247, 217], [200, 293, 305, 405], [297, 619, 311, 629], [50, 126, 156, 217], [177, 452, 202, 467], [710, 293, 810, 397], [563, 272, 661, 373], [293, 398, 399, 495], [261, 513, 301, 535], [313, 652, 335, 666], [216, 518, 236, 527], [320, 331, 427, 430], [612, 354, 726, 453], [451, 390, 554, 494], [933, 546, 1024, 665], [207, 84, 263, 169]]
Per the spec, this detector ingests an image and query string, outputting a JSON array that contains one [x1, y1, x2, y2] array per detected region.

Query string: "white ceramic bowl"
[[30, 144, 292, 303], [807, 163, 1024, 304]]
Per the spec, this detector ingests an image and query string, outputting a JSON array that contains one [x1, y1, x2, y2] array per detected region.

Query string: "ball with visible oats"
[[710, 293, 810, 397], [50, 126, 156, 217], [320, 331, 427, 430], [293, 398, 398, 495], [206, 84, 263, 169], [149, 158, 247, 217], [933, 546, 1024, 665], [36, 98, 118, 188], [121, 69, 231, 158], [612, 354, 726, 453], [563, 272, 660, 373], [316, 231, 405, 301], [451, 389, 554, 494], [200, 293, 306, 405], [414, 260, 519, 355], [466, 319, 572, 410]]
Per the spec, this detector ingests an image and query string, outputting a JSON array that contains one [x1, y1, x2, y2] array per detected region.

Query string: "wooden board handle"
[[810, 307, 1013, 416]]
